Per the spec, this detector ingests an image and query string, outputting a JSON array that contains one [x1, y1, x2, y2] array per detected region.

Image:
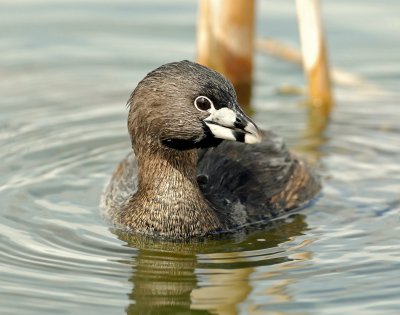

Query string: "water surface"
[[1, 1, 399, 314]]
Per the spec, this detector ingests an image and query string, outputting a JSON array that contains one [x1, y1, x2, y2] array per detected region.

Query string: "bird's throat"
[[124, 146, 222, 238]]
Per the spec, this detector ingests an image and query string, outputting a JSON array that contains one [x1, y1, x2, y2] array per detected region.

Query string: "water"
[[1, 1, 399, 314]]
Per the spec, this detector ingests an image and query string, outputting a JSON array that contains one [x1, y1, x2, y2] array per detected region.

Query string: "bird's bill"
[[204, 107, 262, 144]]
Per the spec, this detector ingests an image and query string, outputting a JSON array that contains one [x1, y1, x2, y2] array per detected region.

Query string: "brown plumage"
[[101, 60, 321, 239]]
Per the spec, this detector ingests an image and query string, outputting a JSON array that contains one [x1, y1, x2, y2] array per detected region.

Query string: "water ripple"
[[1, 1, 400, 314]]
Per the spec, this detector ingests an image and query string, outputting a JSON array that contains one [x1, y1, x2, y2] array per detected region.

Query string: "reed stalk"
[[296, 0, 334, 133], [197, 0, 255, 108], [256, 38, 368, 87]]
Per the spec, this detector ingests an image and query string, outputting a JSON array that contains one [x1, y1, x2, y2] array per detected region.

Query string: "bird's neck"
[[127, 145, 222, 238]]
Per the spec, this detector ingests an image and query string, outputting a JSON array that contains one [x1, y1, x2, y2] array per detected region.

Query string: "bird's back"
[[197, 130, 320, 228]]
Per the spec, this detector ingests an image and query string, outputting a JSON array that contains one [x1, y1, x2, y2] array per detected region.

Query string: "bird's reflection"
[[115, 214, 309, 315]]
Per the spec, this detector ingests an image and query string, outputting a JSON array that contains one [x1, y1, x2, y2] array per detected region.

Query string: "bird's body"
[[102, 60, 320, 239]]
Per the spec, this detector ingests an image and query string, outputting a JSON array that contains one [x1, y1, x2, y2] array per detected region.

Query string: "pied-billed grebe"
[[102, 60, 320, 239]]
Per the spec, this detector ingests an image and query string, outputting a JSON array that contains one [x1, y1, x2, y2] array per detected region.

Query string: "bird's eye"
[[194, 96, 213, 112]]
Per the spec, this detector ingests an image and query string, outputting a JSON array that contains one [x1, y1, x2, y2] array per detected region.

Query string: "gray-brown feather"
[[102, 130, 320, 234], [197, 130, 320, 227]]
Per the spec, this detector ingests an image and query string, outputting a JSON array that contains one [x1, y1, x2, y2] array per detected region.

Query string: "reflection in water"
[[126, 252, 200, 314], [1, 1, 400, 314], [115, 215, 309, 314]]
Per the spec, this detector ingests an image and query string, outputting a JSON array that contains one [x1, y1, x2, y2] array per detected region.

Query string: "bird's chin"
[[195, 136, 223, 149], [161, 136, 223, 150]]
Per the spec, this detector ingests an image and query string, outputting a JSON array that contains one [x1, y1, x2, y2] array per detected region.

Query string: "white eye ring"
[[194, 96, 214, 112]]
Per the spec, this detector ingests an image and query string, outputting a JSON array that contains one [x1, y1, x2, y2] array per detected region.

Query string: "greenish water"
[[1, 1, 399, 314]]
